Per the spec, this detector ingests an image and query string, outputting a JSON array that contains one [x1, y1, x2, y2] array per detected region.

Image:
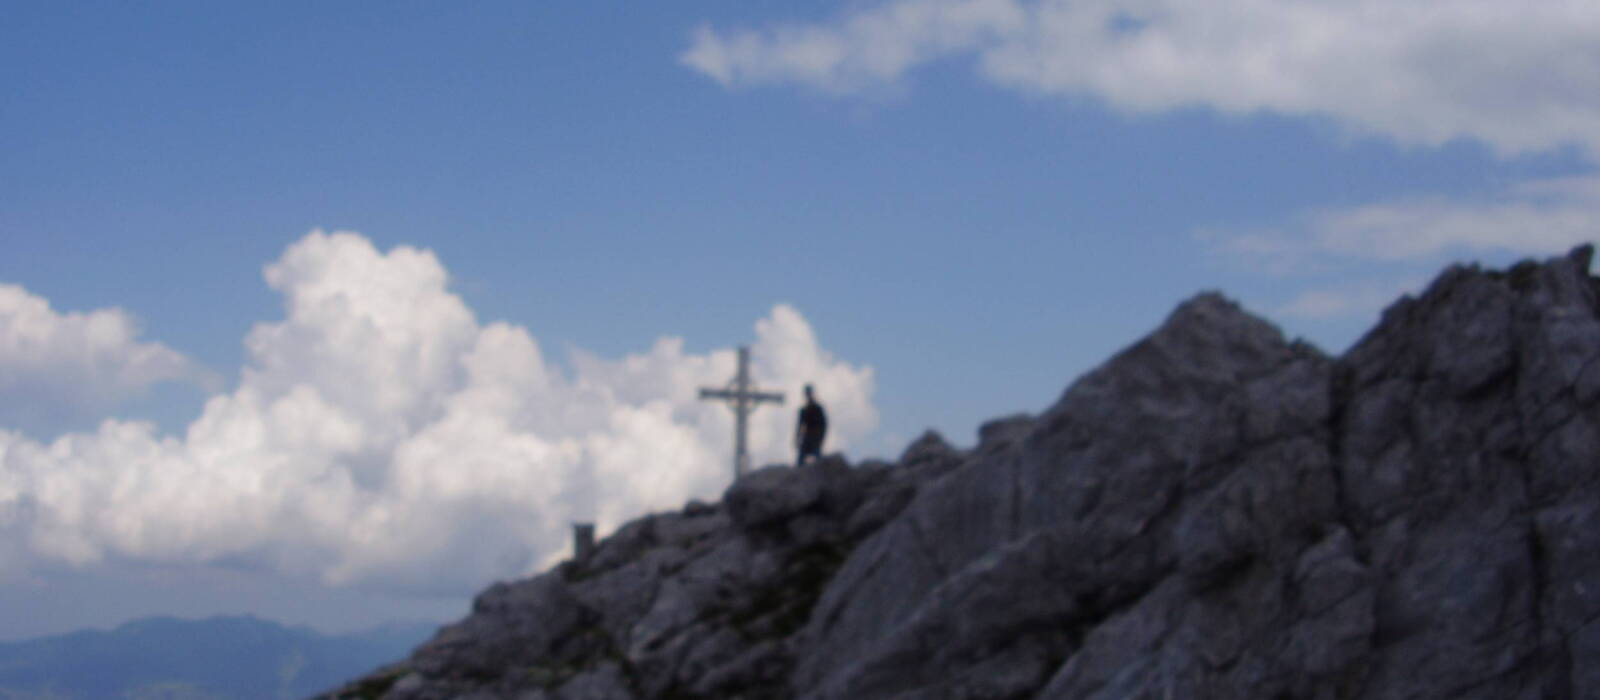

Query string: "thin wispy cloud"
[[684, 0, 1024, 95], [1274, 277, 1428, 320], [0, 232, 877, 596], [1307, 176, 1600, 261], [1212, 175, 1600, 267], [684, 0, 1600, 159], [1198, 174, 1599, 328]]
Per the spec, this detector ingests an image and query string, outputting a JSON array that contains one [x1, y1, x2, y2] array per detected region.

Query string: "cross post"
[[699, 346, 784, 479]]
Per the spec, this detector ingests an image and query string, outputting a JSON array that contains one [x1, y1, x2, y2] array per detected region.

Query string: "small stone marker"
[[699, 346, 785, 479], [572, 522, 596, 561]]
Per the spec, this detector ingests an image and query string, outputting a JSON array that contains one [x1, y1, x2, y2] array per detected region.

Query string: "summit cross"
[[699, 346, 785, 479]]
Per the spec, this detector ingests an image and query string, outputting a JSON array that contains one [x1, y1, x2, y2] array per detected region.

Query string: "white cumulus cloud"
[[0, 231, 877, 595], [683, 0, 1600, 158], [0, 284, 213, 434]]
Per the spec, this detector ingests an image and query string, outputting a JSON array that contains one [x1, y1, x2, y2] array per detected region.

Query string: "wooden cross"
[[699, 346, 784, 479]]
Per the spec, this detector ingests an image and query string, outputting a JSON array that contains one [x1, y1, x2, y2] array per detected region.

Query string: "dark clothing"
[[797, 400, 827, 465], [798, 402, 827, 444]]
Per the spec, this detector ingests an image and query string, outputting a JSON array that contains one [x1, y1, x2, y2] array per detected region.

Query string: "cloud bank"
[[0, 232, 876, 595], [683, 0, 1600, 158]]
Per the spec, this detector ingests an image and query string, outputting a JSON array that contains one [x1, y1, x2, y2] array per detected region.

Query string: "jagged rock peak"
[[319, 245, 1600, 700], [899, 429, 955, 462]]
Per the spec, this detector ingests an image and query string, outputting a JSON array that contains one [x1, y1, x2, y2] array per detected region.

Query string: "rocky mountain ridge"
[[321, 245, 1600, 699]]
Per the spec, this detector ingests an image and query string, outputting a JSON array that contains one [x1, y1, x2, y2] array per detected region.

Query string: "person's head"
[[804, 383, 815, 401]]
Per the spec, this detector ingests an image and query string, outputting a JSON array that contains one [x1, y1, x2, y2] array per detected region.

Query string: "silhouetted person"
[[795, 384, 827, 466]]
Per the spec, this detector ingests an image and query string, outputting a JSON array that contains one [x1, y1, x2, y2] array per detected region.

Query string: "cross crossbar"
[[699, 388, 784, 402], [698, 346, 785, 480]]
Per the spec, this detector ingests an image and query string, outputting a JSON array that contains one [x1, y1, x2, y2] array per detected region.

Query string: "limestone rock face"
[[318, 246, 1600, 700]]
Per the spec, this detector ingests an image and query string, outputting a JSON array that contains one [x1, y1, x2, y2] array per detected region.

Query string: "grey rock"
[[690, 640, 790, 697], [569, 546, 682, 650], [409, 575, 592, 681], [843, 477, 915, 541], [975, 413, 1034, 455], [897, 430, 965, 482], [1537, 504, 1600, 631], [725, 465, 825, 530], [553, 662, 633, 700], [1281, 529, 1375, 677], [794, 291, 1309, 695], [1571, 619, 1600, 699]]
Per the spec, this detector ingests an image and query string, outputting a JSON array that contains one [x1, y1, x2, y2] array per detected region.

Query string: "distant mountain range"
[[0, 615, 436, 699]]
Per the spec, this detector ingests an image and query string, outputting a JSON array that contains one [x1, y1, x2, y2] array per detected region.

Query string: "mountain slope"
[[324, 245, 1600, 699]]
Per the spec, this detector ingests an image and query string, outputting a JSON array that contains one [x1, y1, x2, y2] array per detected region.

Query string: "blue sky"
[[2, 1, 1597, 639]]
